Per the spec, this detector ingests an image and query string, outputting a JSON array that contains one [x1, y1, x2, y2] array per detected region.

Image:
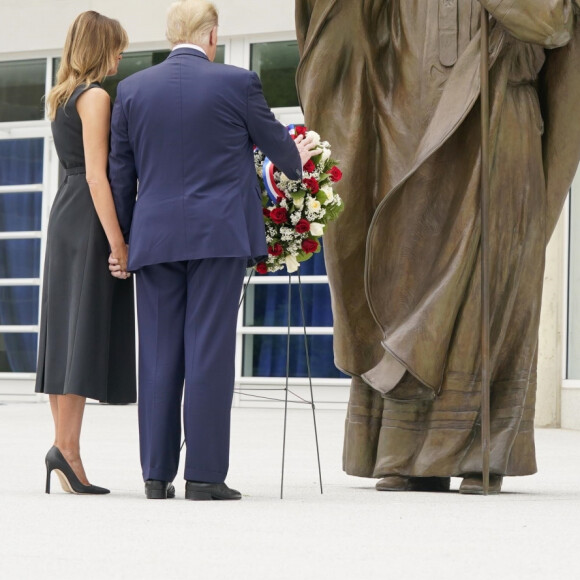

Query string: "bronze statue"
[[296, 0, 580, 493]]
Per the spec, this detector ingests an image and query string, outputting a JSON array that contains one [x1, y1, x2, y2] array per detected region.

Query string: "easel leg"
[[280, 274, 292, 499], [298, 272, 323, 494]]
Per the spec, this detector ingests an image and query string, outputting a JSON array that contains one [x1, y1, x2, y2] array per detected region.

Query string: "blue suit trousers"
[[136, 257, 247, 483]]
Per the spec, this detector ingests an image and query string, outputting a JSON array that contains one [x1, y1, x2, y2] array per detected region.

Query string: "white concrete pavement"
[[0, 400, 579, 580]]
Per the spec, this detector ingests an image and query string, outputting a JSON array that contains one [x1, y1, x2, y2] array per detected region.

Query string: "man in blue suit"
[[109, 0, 319, 500]]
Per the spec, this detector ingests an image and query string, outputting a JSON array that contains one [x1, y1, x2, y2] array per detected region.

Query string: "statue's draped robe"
[[296, 0, 580, 477]]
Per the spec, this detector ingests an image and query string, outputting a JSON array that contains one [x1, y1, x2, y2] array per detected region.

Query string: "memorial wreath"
[[253, 125, 344, 274]]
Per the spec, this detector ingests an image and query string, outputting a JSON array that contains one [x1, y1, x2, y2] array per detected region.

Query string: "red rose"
[[256, 262, 268, 274], [270, 207, 288, 224], [268, 243, 283, 256], [302, 238, 319, 254], [303, 177, 319, 194], [295, 219, 311, 234], [263, 208, 271, 218], [303, 160, 316, 173], [329, 166, 343, 183], [295, 125, 308, 137]]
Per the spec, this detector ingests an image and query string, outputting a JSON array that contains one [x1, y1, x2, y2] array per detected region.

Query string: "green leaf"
[[296, 251, 314, 263], [292, 190, 306, 203]]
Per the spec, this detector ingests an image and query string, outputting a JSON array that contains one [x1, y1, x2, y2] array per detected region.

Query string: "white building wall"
[[0, 0, 295, 57], [562, 169, 580, 430], [538, 214, 566, 427]]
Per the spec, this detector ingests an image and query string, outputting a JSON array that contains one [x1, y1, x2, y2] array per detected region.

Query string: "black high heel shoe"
[[45, 446, 110, 495]]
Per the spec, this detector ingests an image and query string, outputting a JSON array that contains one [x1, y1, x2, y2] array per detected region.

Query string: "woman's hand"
[[109, 246, 130, 279]]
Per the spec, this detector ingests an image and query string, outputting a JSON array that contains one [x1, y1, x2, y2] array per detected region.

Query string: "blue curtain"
[[0, 139, 43, 372], [246, 244, 347, 378]]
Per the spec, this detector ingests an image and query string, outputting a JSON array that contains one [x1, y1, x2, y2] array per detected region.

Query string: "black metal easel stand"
[[237, 269, 324, 499]]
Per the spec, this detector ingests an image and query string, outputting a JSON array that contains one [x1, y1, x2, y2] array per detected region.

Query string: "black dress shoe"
[[145, 479, 176, 499], [185, 481, 241, 501]]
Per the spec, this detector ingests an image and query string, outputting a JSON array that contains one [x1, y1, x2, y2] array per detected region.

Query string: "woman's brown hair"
[[46, 11, 128, 120]]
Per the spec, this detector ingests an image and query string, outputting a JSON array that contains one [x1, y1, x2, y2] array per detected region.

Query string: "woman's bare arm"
[[77, 87, 129, 278]]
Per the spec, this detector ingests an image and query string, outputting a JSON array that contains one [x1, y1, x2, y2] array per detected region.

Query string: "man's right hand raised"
[[294, 133, 322, 167]]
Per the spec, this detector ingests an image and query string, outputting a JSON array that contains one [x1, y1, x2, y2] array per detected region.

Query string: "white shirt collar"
[[172, 43, 207, 56]]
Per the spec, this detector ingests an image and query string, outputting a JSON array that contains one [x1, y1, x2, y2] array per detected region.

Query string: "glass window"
[[103, 50, 171, 100], [0, 193, 42, 232], [0, 287, 39, 326], [0, 139, 44, 186], [0, 240, 41, 278], [250, 41, 300, 108], [243, 251, 333, 328], [0, 333, 37, 373], [53, 46, 226, 101], [244, 283, 334, 328], [215, 45, 225, 64], [243, 334, 344, 379], [0, 59, 46, 122], [241, 250, 347, 380], [0, 136, 44, 377], [0, 138, 44, 279]]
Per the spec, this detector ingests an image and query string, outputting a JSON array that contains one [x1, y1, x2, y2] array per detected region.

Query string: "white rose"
[[310, 222, 325, 237], [321, 148, 331, 162], [285, 254, 300, 273], [307, 130, 321, 146], [321, 185, 334, 204], [307, 198, 321, 212], [294, 196, 304, 210]]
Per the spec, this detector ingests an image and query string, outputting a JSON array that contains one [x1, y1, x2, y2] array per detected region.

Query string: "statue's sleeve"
[[480, 0, 575, 47], [296, 0, 313, 55]]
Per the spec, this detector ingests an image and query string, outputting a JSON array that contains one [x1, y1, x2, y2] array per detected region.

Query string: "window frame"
[[233, 33, 350, 409], [0, 56, 54, 390]]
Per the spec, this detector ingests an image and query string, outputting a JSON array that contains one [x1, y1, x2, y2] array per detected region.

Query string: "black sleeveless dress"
[[35, 83, 136, 403]]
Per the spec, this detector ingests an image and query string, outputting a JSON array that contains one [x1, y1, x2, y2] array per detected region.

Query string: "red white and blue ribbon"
[[262, 125, 298, 204], [262, 158, 284, 204]]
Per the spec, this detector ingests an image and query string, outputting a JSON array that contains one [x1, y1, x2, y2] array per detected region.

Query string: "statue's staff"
[[480, 7, 491, 496]]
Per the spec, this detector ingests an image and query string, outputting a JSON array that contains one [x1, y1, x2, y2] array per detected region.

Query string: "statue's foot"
[[376, 476, 450, 492], [376, 475, 409, 491], [459, 474, 503, 495]]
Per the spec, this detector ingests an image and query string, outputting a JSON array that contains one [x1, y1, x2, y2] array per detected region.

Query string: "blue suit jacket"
[[109, 48, 302, 271]]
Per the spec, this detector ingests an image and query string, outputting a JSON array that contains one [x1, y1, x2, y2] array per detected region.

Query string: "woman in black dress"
[[37, 11, 136, 494]]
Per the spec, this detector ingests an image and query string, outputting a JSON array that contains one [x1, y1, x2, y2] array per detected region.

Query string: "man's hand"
[[294, 133, 322, 167], [109, 249, 131, 280]]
